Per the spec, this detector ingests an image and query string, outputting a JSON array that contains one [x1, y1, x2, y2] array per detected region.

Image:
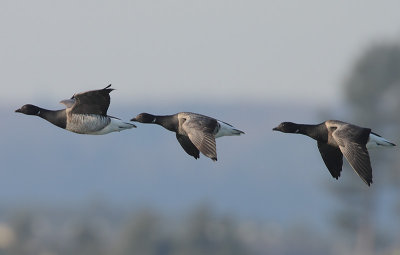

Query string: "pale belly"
[[66, 114, 110, 134]]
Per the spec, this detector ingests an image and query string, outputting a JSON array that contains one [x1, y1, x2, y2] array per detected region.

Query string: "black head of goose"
[[16, 104, 67, 129], [131, 112, 245, 161], [16, 84, 136, 135], [273, 120, 396, 186]]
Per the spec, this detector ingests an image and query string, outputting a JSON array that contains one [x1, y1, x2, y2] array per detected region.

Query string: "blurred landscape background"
[[1, 1, 400, 254]]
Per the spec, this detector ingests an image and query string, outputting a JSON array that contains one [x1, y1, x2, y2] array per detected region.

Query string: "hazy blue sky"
[[1, 0, 400, 106]]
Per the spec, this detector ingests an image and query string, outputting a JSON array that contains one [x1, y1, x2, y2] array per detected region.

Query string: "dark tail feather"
[[234, 129, 245, 135]]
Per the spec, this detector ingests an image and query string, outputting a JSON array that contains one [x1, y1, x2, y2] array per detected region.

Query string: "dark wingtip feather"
[[362, 178, 372, 186], [212, 157, 217, 162]]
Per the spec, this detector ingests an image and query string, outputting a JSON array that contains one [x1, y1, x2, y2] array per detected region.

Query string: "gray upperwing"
[[317, 141, 343, 179], [338, 142, 372, 186], [176, 134, 200, 159], [182, 116, 217, 161], [333, 126, 373, 186], [333, 123, 371, 146], [183, 113, 218, 133]]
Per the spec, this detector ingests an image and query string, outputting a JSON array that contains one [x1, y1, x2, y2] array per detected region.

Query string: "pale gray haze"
[[1, 1, 400, 254], [1, 0, 400, 104]]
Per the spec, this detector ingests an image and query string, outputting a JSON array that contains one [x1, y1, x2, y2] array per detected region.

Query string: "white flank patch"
[[367, 133, 395, 149], [215, 120, 243, 138], [91, 118, 135, 135]]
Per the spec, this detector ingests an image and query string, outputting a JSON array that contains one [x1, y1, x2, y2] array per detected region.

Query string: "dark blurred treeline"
[[0, 204, 331, 255]]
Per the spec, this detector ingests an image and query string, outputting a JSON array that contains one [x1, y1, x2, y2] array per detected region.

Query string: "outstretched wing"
[[332, 125, 372, 186], [69, 84, 114, 116], [317, 141, 343, 179], [181, 114, 218, 161]]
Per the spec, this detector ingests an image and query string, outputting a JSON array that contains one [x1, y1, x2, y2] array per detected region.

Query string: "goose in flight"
[[15, 85, 136, 135], [131, 112, 244, 161], [273, 120, 396, 186]]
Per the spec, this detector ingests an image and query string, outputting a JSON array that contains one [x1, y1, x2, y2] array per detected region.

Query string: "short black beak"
[[130, 117, 137, 122], [15, 108, 21, 113], [272, 127, 279, 131]]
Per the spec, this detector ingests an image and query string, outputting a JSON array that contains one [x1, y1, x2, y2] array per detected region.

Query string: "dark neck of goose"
[[38, 108, 67, 129], [296, 123, 327, 142], [154, 115, 179, 132]]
